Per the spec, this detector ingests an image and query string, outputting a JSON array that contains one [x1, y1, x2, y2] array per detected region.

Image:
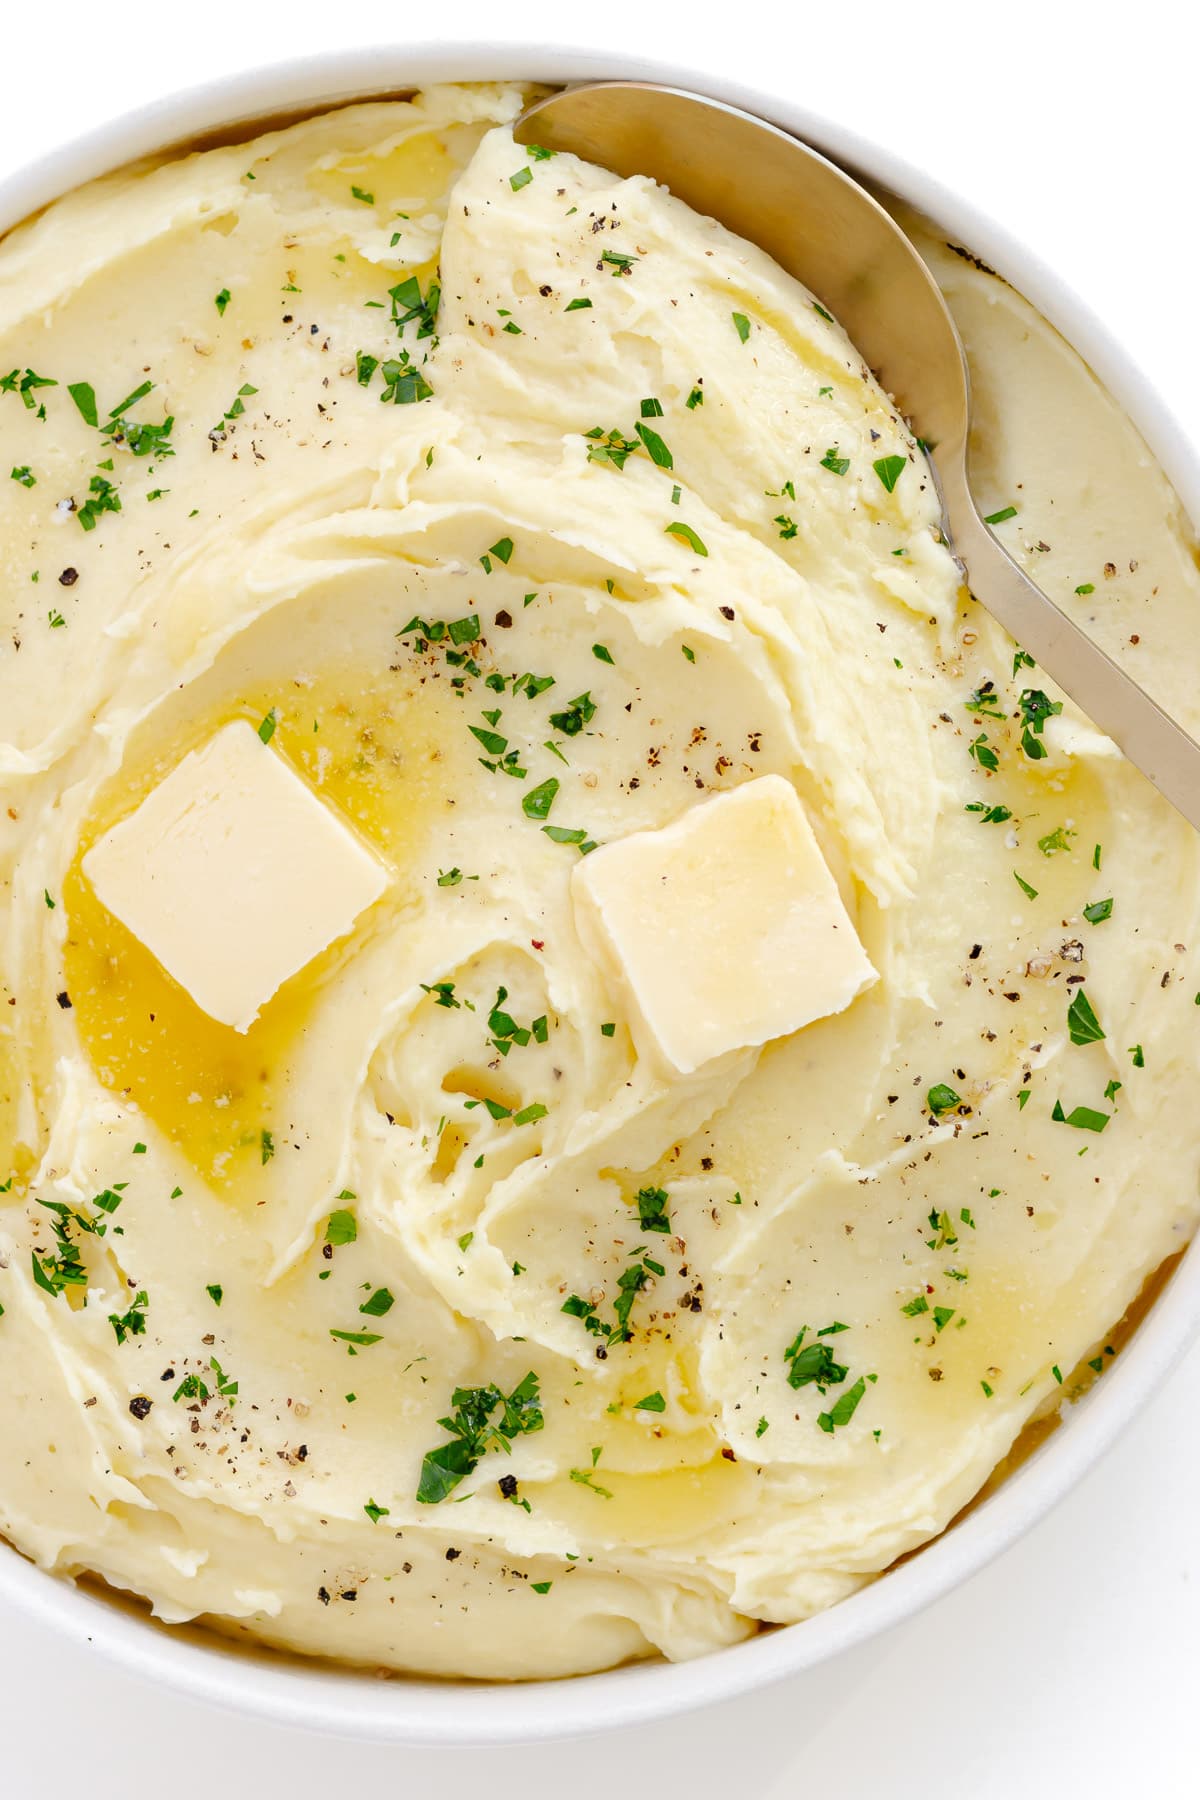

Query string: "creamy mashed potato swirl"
[[0, 83, 1198, 1680]]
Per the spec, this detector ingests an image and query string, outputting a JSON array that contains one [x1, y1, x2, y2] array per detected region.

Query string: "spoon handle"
[[940, 459, 1200, 831]]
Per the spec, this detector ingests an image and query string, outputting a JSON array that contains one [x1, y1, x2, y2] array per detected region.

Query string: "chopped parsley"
[[522, 777, 559, 821], [389, 274, 440, 341], [927, 1083, 961, 1116], [513, 1102, 548, 1127], [2, 367, 57, 410], [548, 692, 596, 737], [215, 289, 231, 315], [421, 979, 460, 1009], [984, 505, 1018, 525], [634, 421, 672, 468], [109, 1289, 149, 1346], [31, 1191, 123, 1298], [819, 446, 849, 476], [563, 1246, 663, 1349], [1066, 988, 1105, 1046], [1051, 1100, 1109, 1133], [965, 683, 1006, 719], [569, 1464, 614, 1498], [76, 473, 121, 531], [731, 311, 751, 342], [212, 381, 258, 435], [480, 536, 514, 571], [635, 1185, 671, 1233], [663, 521, 708, 555], [873, 455, 906, 493], [174, 1356, 238, 1406], [416, 1372, 544, 1504], [485, 985, 549, 1057], [1017, 688, 1062, 759], [1083, 897, 1113, 923], [379, 353, 433, 405], [634, 1391, 666, 1413], [817, 1376, 868, 1434], [325, 1208, 358, 1247], [585, 427, 640, 470], [784, 1333, 848, 1392], [173, 1372, 209, 1403]]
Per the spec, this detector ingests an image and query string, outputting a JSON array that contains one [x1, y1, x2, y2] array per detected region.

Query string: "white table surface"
[[2, 4, 1196, 1793]]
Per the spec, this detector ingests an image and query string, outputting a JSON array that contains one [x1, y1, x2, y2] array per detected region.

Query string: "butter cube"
[[572, 775, 876, 1074], [83, 720, 389, 1031]]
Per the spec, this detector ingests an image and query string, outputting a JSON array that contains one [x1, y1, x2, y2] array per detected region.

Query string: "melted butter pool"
[[63, 665, 464, 1188]]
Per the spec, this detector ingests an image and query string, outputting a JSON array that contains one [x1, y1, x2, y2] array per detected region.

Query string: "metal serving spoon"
[[515, 82, 1200, 830]]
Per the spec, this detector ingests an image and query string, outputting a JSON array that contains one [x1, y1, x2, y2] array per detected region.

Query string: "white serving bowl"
[[2, 41, 1197, 1748]]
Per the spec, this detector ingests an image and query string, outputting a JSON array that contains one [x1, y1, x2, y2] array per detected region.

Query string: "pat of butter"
[[572, 775, 876, 1075], [82, 720, 389, 1032]]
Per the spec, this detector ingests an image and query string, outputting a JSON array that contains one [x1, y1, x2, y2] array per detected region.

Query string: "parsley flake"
[[873, 455, 906, 493], [1066, 988, 1105, 1047], [663, 521, 707, 556]]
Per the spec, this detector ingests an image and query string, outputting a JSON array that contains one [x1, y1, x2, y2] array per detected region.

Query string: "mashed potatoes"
[[1, 82, 1198, 1680]]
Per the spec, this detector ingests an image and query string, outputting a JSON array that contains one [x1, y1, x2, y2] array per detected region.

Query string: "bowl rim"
[[2, 37, 1198, 1748]]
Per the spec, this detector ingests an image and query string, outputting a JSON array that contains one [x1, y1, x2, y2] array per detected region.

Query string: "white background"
[[2, 3, 1198, 1793]]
